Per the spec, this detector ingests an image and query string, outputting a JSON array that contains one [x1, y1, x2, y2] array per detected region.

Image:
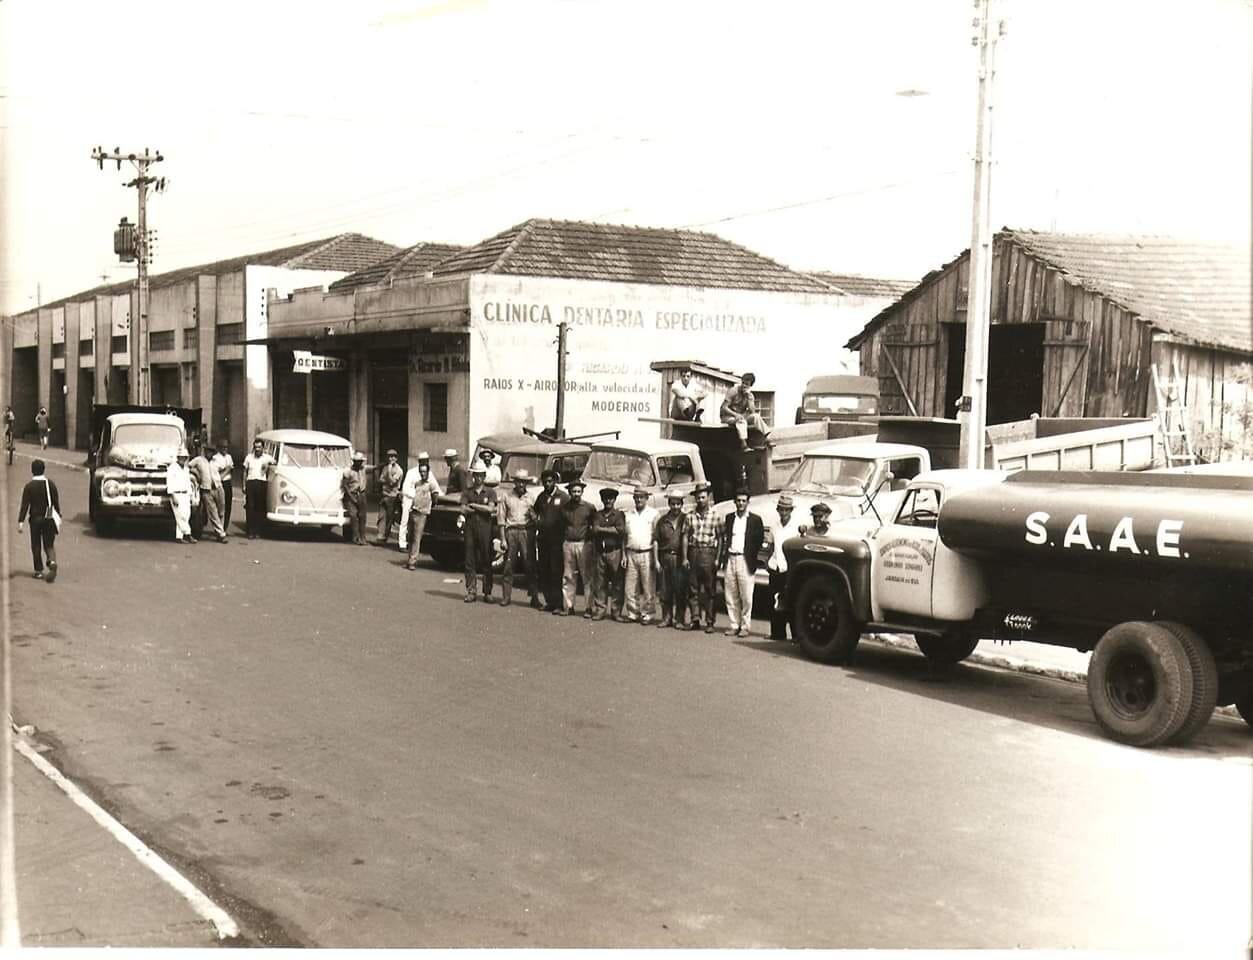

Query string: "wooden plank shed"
[[846, 229, 1252, 460]]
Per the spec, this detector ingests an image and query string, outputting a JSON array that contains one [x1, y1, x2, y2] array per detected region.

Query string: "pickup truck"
[[781, 468, 1253, 747], [578, 439, 706, 511], [87, 404, 201, 536]]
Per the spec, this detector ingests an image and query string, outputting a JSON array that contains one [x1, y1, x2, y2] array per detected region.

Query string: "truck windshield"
[[500, 453, 546, 482], [803, 394, 877, 415], [583, 450, 656, 486], [279, 443, 352, 468], [784, 456, 876, 496], [113, 424, 182, 448]]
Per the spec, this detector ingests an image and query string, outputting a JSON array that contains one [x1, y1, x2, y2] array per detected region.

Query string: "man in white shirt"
[[166, 447, 196, 543], [399, 452, 442, 569], [189, 444, 226, 542], [478, 449, 503, 487], [210, 444, 235, 529], [241, 438, 276, 539], [718, 489, 765, 637], [669, 368, 706, 421], [622, 486, 660, 623], [764, 494, 802, 641]]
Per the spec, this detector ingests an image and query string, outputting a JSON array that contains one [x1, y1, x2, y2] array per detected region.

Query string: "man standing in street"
[[622, 485, 659, 624], [341, 450, 370, 545], [653, 490, 688, 629], [166, 446, 196, 544], [764, 494, 802, 640], [443, 449, 467, 495], [557, 479, 595, 617], [719, 371, 771, 451], [589, 487, 625, 621], [461, 463, 498, 602], [685, 483, 722, 633], [375, 448, 404, 546], [497, 470, 537, 607], [210, 442, 235, 530], [242, 438, 275, 539], [400, 452, 441, 570], [532, 469, 567, 611], [478, 448, 502, 488], [189, 443, 226, 543], [720, 488, 765, 638], [17, 459, 61, 581]]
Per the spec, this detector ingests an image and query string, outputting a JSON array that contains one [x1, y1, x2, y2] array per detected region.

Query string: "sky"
[[1, 0, 1249, 314]]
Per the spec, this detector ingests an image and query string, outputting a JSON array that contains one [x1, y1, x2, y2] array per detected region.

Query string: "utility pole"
[[554, 322, 568, 439], [91, 147, 166, 405], [957, 0, 1005, 469]]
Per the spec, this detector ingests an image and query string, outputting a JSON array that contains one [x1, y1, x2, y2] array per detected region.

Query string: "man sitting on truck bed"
[[720, 372, 770, 451]]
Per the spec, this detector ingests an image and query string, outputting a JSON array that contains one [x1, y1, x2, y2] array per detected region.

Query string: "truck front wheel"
[[792, 575, 861, 665], [915, 629, 980, 664], [1087, 621, 1196, 747]]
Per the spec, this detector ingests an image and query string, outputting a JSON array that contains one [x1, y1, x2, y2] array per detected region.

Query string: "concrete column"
[[348, 346, 369, 457], [94, 295, 111, 402], [65, 303, 80, 449], [197, 275, 217, 434], [36, 308, 52, 413]]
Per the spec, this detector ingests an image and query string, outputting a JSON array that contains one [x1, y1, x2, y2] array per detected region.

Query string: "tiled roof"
[[429, 218, 841, 294], [328, 242, 466, 291], [36, 233, 401, 311], [847, 229, 1252, 355], [807, 271, 916, 298]]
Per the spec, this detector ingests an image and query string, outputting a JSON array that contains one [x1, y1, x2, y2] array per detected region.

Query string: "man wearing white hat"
[[165, 446, 196, 543], [341, 450, 370, 545], [399, 451, 441, 568], [497, 469, 537, 607], [443, 449, 467, 495]]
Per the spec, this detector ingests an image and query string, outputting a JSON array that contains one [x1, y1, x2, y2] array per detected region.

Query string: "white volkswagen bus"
[[256, 429, 352, 530]]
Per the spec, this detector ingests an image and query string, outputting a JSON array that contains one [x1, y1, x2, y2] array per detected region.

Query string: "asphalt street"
[[7, 458, 1252, 949]]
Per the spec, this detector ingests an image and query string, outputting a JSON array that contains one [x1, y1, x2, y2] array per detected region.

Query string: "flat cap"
[[810, 501, 832, 515]]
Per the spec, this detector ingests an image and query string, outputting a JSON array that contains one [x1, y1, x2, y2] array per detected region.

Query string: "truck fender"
[[785, 557, 873, 623]]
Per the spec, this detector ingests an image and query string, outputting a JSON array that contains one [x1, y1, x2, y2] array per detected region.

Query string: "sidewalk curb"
[[11, 447, 88, 473]]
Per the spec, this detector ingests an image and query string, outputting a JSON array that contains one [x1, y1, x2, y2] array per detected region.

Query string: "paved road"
[[8, 460, 1252, 949]]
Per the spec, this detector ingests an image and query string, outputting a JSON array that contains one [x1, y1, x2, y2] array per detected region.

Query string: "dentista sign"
[[292, 350, 346, 373]]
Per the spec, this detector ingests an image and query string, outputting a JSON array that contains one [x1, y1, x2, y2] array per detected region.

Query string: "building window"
[[111, 335, 128, 354], [183, 328, 199, 350], [51, 342, 66, 359], [80, 338, 94, 356], [149, 330, 175, 352], [424, 382, 448, 432], [217, 322, 245, 345]]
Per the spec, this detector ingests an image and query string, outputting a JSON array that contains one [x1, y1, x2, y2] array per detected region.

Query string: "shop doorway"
[[375, 408, 407, 468], [49, 370, 67, 446], [10, 347, 38, 436], [944, 323, 1046, 425], [152, 365, 182, 406], [76, 369, 93, 448]]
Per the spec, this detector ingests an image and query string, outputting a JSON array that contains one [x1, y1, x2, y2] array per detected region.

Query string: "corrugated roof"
[[35, 233, 401, 311], [847, 229, 1252, 355], [429, 218, 842, 294], [808, 271, 916, 298], [328, 242, 466, 291]]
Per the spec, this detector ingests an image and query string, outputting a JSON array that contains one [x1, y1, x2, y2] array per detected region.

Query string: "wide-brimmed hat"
[[417, 450, 430, 461], [469, 463, 486, 474], [443, 448, 458, 458], [351, 450, 366, 462], [631, 485, 650, 498], [777, 495, 795, 508], [511, 469, 533, 484], [666, 490, 685, 502], [176, 446, 189, 458], [567, 479, 586, 492], [693, 482, 712, 495]]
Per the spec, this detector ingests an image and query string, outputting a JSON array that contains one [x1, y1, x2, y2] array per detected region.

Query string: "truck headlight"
[[281, 491, 297, 505], [456, 513, 465, 530], [102, 479, 121, 497]]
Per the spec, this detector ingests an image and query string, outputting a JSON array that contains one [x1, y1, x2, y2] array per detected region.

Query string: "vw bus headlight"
[[281, 491, 297, 505]]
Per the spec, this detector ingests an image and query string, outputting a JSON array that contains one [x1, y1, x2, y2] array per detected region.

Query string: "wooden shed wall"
[[1151, 340, 1252, 460], [858, 237, 1155, 421]]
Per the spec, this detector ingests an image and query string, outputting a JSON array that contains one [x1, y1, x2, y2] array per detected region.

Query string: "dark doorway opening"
[[10, 347, 38, 437], [152, 365, 181, 406], [375, 408, 407, 469], [49, 370, 67, 446], [944, 323, 1046, 425], [76, 369, 93, 448]]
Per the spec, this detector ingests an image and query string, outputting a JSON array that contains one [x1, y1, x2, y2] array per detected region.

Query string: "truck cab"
[[88, 406, 199, 535], [579, 439, 704, 511]]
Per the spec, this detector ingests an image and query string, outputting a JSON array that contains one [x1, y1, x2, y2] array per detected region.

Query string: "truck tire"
[[1158, 621, 1219, 746], [792, 575, 861, 665], [94, 514, 115, 537], [915, 629, 980, 664], [428, 544, 462, 570], [1087, 621, 1194, 747], [1235, 691, 1253, 731]]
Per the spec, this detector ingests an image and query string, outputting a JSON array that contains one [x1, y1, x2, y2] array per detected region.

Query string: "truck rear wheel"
[[1158, 621, 1218, 745], [1087, 621, 1194, 747], [915, 629, 980, 664], [792, 575, 861, 665]]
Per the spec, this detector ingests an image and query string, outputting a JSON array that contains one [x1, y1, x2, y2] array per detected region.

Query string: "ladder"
[[1151, 360, 1196, 467]]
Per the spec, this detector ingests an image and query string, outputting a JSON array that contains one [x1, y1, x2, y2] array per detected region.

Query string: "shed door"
[[879, 325, 940, 416]]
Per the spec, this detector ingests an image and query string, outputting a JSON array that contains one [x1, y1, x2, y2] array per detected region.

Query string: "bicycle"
[[5, 430, 13, 465]]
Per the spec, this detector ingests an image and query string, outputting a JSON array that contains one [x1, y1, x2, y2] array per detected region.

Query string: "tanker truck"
[[782, 468, 1253, 747]]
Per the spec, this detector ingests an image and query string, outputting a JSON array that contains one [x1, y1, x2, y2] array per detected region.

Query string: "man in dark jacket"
[[17, 459, 61, 581], [719, 488, 765, 637], [589, 487, 626, 621], [531, 469, 567, 611]]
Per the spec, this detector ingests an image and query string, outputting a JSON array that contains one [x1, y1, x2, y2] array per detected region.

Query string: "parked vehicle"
[[578, 439, 706, 512], [794, 374, 880, 425], [88, 404, 202, 536], [254, 429, 352, 531], [782, 468, 1253, 747]]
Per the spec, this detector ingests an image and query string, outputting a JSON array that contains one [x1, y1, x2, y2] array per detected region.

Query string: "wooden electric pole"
[[91, 147, 165, 405], [554, 322, 568, 439], [958, 0, 1005, 469]]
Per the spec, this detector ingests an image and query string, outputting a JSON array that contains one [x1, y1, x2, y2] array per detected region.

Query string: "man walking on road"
[[35, 406, 50, 450], [557, 479, 595, 617], [532, 469, 567, 611], [589, 487, 626, 621], [166, 446, 196, 543], [17, 459, 60, 581], [399, 452, 441, 570], [461, 464, 498, 602], [764, 494, 801, 640], [375, 448, 404, 545], [242, 438, 275, 539], [720, 488, 764, 638], [497, 470, 537, 607], [622, 485, 659, 624], [342, 450, 370, 545], [654, 490, 689, 628], [685, 483, 722, 633]]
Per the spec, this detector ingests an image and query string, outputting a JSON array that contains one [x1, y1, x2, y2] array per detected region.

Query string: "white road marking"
[[13, 738, 240, 940]]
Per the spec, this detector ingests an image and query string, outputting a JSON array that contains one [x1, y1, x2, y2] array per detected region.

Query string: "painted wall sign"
[[293, 350, 346, 373]]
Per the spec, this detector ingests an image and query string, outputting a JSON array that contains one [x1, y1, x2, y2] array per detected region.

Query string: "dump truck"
[[782, 468, 1253, 747]]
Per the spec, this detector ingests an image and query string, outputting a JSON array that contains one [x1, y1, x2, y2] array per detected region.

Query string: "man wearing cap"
[[341, 451, 370, 545], [242, 438, 275, 539], [443, 449, 467, 495], [719, 487, 765, 638], [719, 371, 771, 451], [685, 483, 723, 632], [497, 470, 537, 607], [532, 469, 568, 611], [166, 446, 196, 544], [477, 449, 502, 488], [622, 486, 659, 624], [461, 464, 498, 602], [803, 501, 833, 538], [399, 452, 441, 569], [653, 491, 689, 628], [765, 494, 802, 640], [375, 449, 405, 546], [557, 479, 596, 616], [589, 487, 626, 621]]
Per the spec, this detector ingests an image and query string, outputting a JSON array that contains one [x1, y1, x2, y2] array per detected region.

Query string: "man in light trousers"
[[719, 488, 765, 637], [557, 479, 596, 616], [400, 452, 441, 569], [166, 447, 196, 543], [622, 485, 659, 624]]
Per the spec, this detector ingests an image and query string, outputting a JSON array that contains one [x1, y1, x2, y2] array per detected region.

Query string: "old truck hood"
[[107, 443, 177, 470]]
